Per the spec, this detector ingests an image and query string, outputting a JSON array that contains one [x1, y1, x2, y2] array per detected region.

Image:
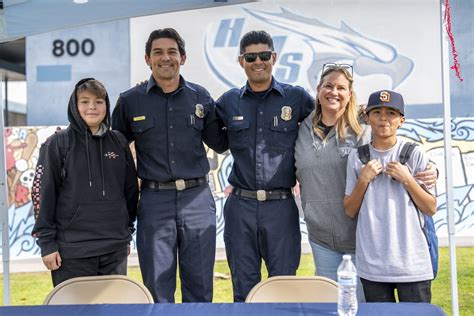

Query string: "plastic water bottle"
[[337, 254, 358, 316]]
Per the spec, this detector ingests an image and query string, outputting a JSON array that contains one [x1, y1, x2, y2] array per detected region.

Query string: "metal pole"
[[3, 76, 8, 127], [0, 75, 11, 305], [439, 1, 459, 315]]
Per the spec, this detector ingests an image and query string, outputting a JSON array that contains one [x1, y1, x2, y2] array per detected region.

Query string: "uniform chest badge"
[[281, 106, 292, 121], [195, 104, 205, 118]]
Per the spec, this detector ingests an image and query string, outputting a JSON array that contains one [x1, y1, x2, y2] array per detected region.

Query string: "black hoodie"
[[31, 81, 138, 259]]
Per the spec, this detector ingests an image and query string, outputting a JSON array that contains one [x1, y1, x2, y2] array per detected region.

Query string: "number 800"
[[52, 39, 95, 57]]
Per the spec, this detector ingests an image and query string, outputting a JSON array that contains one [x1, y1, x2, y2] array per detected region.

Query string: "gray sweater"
[[294, 111, 371, 253]]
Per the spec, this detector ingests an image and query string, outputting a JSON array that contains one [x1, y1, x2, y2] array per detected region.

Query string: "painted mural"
[[4, 126, 60, 257], [2, 120, 473, 258], [399, 119, 474, 238]]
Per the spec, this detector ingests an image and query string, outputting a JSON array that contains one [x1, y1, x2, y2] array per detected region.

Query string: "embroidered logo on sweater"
[[104, 152, 119, 160]]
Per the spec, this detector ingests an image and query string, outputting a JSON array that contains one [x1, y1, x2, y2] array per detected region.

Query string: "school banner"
[[131, 1, 449, 116]]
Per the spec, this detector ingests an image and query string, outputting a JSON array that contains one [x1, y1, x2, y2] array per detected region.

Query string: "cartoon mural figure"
[[6, 129, 38, 208], [17, 169, 35, 205], [4, 126, 59, 257]]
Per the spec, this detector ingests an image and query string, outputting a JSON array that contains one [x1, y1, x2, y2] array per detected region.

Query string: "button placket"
[[255, 102, 265, 185], [167, 97, 177, 172]]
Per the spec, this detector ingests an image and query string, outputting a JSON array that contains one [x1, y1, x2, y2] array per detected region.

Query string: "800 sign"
[[52, 39, 95, 57]]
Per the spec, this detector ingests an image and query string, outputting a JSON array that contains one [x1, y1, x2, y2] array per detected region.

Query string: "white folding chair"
[[245, 275, 338, 303], [44, 275, 154, 305]]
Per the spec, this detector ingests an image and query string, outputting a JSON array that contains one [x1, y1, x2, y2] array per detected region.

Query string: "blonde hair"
[[312, 67, 363, 141]]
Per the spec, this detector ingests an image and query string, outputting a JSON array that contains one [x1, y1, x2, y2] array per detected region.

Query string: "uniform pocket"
[[187, 115, 204, 131], [130, 117, 155, 134], [271, 121, 298, 152], [63, 201, 129, 243], [227, 120, 250, 149]]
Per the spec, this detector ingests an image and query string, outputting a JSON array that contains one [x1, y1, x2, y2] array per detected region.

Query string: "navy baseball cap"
[[366, 90, 404, 116]]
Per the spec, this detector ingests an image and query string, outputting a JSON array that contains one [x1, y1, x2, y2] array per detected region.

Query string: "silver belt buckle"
[[175, 179, 186, 191], [256, 190, 266, 202]]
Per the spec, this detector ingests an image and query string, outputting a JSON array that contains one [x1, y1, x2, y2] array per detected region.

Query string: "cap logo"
[[380, 91, 391, 102]]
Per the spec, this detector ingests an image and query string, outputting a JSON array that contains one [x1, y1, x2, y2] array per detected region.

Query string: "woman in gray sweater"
[[295, 64, 368, 300], [295, 64, 436, 301]]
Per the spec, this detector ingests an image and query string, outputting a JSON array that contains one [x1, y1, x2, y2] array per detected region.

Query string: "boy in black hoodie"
[[32, 78, 138, 286]]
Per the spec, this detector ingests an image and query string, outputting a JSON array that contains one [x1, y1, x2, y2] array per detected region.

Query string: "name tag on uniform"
[[233, 116, 244, 121], [133, 116, 146, 121]]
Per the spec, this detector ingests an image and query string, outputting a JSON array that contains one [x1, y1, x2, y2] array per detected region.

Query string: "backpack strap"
[[55, 128, 71, 180], [357, 144, 371, 164], [56, 129, 69, 157], [399, 142, 417, 165]]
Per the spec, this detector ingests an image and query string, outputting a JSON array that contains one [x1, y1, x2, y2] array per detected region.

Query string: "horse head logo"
[[243, 7, 414, 89]]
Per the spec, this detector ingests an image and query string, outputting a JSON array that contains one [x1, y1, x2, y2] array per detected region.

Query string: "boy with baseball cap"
[[343, 90, 436, 302]]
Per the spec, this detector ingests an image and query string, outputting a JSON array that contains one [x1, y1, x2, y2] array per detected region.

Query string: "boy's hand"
[[359, 159, 383, 183], [42, 251, 62, 271], [414, 162, 437, 189], [385, 161, 412, 184]]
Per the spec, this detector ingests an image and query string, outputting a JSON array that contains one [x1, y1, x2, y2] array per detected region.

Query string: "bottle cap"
[[343, 254, 351, 260]]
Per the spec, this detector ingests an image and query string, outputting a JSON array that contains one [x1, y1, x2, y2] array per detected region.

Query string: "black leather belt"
[[142, 176, 207, 191], [231, 187, 293, 202]]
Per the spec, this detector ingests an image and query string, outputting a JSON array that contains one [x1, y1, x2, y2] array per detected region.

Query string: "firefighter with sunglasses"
[[216, 30, 314, 302]]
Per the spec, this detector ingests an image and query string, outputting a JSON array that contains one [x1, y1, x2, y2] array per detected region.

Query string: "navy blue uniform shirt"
[[216, 78, 314, 190], [112, 75, 227, 182]]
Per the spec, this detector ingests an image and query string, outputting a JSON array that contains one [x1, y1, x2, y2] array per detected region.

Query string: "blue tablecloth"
[[0, 302, 446, 316]]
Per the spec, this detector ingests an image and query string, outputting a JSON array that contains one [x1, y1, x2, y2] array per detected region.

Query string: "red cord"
[[444, 0, 463, 82]]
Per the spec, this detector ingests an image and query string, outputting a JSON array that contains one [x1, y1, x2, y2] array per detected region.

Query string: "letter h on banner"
[[214, 18, 245, 47]]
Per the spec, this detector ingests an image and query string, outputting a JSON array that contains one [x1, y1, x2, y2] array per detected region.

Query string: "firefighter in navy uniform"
[[216, 30, 314, 301], [112, 28, 227, 303]]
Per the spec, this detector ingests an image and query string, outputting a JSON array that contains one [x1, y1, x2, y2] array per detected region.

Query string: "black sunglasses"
[[240, 51, 273, 63], [322, 63, 353, 77]]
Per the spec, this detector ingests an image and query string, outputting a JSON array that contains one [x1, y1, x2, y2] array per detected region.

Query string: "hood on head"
[[67, 78, 111, 134]]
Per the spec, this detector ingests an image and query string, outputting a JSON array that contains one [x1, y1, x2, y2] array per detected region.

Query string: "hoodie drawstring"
[[99, 137, 105, 196], [85, 133, 92, 187], [85, 131, 106, 196]]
